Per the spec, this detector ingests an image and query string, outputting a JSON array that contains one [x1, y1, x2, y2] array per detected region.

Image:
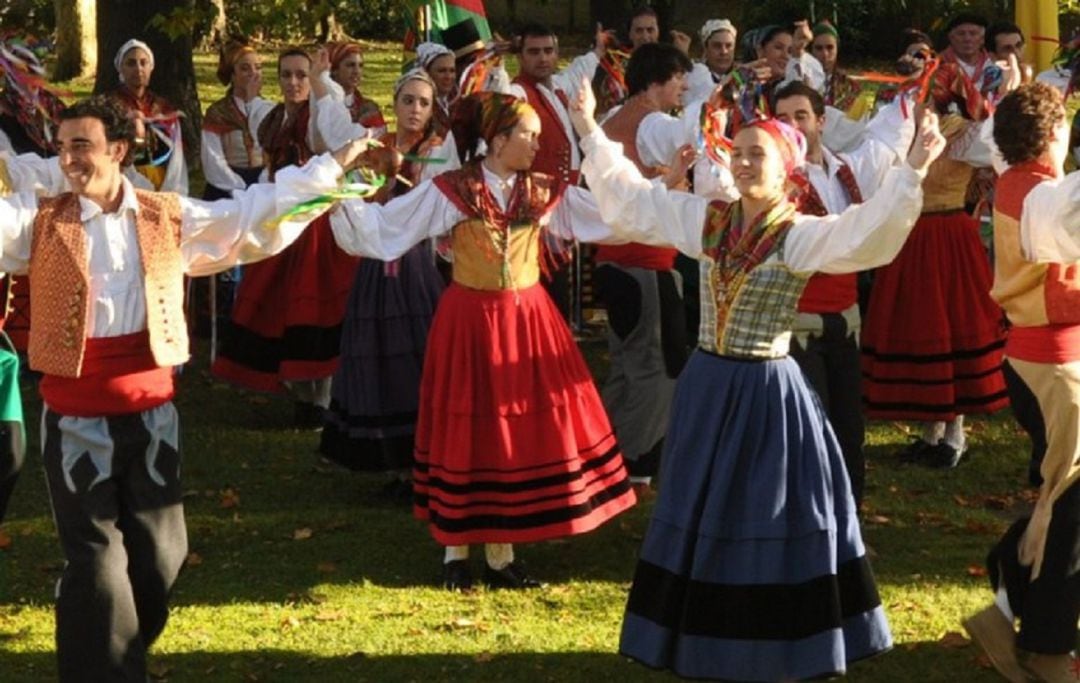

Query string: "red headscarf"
[[327, 42, 363, 71], [741, 118, 807, 175]]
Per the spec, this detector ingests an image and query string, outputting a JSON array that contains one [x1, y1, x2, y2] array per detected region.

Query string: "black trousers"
[[989, 481, 1080, 654], [42, 405, 188, 682], [789, 314, 866, 509], [1003, 359, 1047, 486], [0, 419, 24, 523]]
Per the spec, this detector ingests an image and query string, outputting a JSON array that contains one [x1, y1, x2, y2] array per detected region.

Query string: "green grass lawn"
[[0, 45, 1067, 682]]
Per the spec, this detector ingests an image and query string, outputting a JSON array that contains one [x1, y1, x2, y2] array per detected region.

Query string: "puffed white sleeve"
[[783, 163, 926, 273], [330, 179, 463, 259], [579, 128, 706, 257], [0, 192, 37, 275], [200, 130, 247, 192], [636, 104, 704, 169], [842, 96, 915, 195], [552, 51, 600, 99], [311, 92, 368, 153], [179, 153, 343, 276], [1019, 171, 1080, 262], [158, 125, 189, 195], [686, 63, 716, 105], [2, 151, 66, 195]]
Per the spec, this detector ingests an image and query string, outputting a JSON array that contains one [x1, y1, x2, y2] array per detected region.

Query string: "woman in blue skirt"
[[569, 84, 945, 680]]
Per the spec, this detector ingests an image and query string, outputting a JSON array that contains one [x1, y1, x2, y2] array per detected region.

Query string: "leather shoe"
[[924, 440, 966, 469], [1020, 650, 1079, 683], [897, 438, 933, 462], [443, 560, 473, 591], [483, 561, 541, 589], [962, 605, 1030, 683]]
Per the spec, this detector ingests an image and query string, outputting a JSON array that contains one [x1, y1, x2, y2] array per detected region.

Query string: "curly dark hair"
[[992, 82, 1066, 166], [58, 95, 137, 166], [626, 42, 692, 96]]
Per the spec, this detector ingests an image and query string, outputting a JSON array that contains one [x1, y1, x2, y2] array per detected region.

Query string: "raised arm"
[[181, 138, 371, 276], [330, 178, 463, 260], [784, 109, 944, 273], [0, 192, 38, 275], [841, 94, 916, 193]]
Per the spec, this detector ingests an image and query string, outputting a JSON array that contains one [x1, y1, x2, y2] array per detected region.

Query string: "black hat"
[[945, 12, 988, 33], [442, 18, 485, 59]]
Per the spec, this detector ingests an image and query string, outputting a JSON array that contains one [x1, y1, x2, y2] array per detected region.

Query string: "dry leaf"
[[147, 661, 172, 679], [938, 631, 970, 649], [953, 494, 971, 507], [316, 562, 337, 574], [0, 529, 12, 550], [314, 610, 346, 622], [293, 528, 313, 541], [280, 615, 301, 630], [450, 618, 475, 629], [966, 564, 989, 577], [474, 652, 494, 663], [866, 514, 891, 525], [220, 488, 240, 509], [185, 552, 204, 567]]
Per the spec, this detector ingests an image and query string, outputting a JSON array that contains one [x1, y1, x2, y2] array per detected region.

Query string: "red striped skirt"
[[861, 210, 1008, 420], [413, 282, 636, 545]]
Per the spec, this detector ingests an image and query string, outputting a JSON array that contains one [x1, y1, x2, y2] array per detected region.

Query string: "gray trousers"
[[42, 402, 187, 682]]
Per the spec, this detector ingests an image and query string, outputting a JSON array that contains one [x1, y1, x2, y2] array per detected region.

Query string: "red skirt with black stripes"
[[860, 210, 1009, 421], [413, 282, 636, 545]]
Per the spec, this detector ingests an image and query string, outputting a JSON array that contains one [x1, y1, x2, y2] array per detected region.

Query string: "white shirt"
[[0, 154, 344, 337], [579, 127, 927, 274], [1020, 170, 1080, 263]]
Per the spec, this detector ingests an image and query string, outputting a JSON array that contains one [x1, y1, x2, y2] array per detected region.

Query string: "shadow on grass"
[[0, 643, 1005, 683]]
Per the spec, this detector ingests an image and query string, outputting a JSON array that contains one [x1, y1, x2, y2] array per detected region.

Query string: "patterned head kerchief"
[[394, 67, 436, 100], [114, 39, 154, 82], [216, 39, 256, 86], [700, 19, 737, 46], [743, 118, 807, 175], [416, 42, 453, 69], [477, 92, 535, 143], [327, 41, 363, 70]]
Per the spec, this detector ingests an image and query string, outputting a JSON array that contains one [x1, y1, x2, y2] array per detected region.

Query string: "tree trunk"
[[52, 0, 97, 80], [94, 0, 202, 169], [201, 0, 227, 50]]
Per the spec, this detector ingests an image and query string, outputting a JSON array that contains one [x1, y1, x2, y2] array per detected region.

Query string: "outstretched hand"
[[593, 23, 615, 58], [906, 107, 946, 173], [569, 76, 599, 138], [662, 144, 697, 190], [332, 133, 381, 173], [310, 47, 330, 79]]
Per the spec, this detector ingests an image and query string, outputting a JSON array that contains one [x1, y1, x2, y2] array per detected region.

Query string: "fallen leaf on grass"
[[280, 615, 301, 630], [474, 652, 494, 663], [292, 528, 313, 541], [953, 494, 971, 507], [316, 562, 337, 573], [974, 652, 994, 669], [865, 514, 891, 525], [185, 552, 204, 567], [147, 661, 172, 679], [964, 520, 998, 535], [966, 564, 989, 577], [0, 529, 12, 550], [314, 610, 346, 622], [220, 488, 240, 509], [938, 631, 970, 648]]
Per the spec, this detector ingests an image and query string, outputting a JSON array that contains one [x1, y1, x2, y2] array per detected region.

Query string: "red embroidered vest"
[[513, 75, 577, 184]]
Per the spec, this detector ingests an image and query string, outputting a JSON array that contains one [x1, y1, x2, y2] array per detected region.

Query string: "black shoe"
[[924, 440, 966, 469], [443, 560, 473, 591], [293, 402, 326, 430], [483, 561, 542, 589], [897, 438, 933, 462]]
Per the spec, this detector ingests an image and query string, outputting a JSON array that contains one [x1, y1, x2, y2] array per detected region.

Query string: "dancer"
[[963, 82, 1080, 683], [329, 92, 636, 590], [861, 22, 1010, 467], [108, 39, 187, 193], [319, 69, 457, 497], [568, 79, 944, 680], [211, 47, 366, 427], [0, 94, 369, 683], [327, 41, 387, 136]]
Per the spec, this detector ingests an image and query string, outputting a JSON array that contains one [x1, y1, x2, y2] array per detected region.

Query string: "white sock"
[[994, 586, 1015, 623], [943, 415, 966, 450], [444, 545, 469, 564], [921, 421, 945, 445], [313, 377, 332, 409], [628, 476, 652, 485], [484, 543, 514, 570]]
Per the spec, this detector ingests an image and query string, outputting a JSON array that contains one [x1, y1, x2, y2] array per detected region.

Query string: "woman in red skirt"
[[330, 93, 636, 589], [861, 32, 1009, 467], [212, 47, 365, 427]]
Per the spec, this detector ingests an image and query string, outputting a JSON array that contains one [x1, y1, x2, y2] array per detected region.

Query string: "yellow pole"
[[1016, 0, 1059, 73]]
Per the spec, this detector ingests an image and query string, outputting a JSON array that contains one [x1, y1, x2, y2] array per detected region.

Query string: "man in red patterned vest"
[[0, 96, 367, 682], [773, 81, 915, 510], [503, 22, 602, 317]]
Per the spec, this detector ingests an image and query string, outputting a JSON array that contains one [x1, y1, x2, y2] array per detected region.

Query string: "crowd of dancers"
[[1, 7, 1080, 682]]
